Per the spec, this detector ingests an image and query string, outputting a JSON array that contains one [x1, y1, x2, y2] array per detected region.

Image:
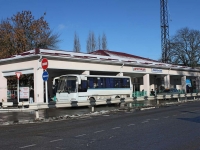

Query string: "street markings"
[[94, 130, 104, 134], [75, 134, 86, 137], [19, 144, 36, 149], [127, 124, 135, 126], [112, 127, 121, 129], [50, 139, 63, 143], [141, 120, 149, 123]]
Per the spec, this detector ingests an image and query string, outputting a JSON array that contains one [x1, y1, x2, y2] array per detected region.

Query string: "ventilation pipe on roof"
[[35, 48, 40, 54], [37, 55, 43, 70], [119, 63, 124, 76]]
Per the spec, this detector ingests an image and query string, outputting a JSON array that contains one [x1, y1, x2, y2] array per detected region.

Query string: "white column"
[[164, 74, 170, 88], [196, 77, 200, 92], [143, 74, 150, 96], [181, 76, 186, 93], [34, 68, 44, 103], [0, 75, 7, 102]]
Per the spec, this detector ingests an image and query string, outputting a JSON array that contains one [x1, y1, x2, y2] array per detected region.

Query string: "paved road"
[[0, 101, 200, 150]]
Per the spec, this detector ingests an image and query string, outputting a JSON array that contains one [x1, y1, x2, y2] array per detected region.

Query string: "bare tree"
[[102, 32, 107, 50], [73, 32, 81, 52], [97, 35, 101, 50], [0, 10, 60, 59], [169, 27, 200, 68], [86, 31, 96, 53]]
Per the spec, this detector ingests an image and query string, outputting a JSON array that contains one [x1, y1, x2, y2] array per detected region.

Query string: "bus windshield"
[[57, 76, 77, 93]]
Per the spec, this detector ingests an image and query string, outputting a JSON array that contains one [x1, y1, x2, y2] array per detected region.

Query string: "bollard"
[[120, 102, 125, 108], [91, 106, 94, 112], [129, 102, 132, 108], [35, 110, 39, 119], [157, 99, 159, 105]]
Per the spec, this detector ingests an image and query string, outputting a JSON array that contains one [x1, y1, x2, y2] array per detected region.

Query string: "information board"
[[19, 87, 30, 99]]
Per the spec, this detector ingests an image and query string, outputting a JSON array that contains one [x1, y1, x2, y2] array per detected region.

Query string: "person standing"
[[151, 89, 155, 96], [29, 87, 34, 103]]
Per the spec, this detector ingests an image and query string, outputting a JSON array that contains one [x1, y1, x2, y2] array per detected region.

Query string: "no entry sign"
[[41, 58, 48, 70]]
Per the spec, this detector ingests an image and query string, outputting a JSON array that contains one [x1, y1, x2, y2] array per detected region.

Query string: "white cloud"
[[58, 24, 67, 30]]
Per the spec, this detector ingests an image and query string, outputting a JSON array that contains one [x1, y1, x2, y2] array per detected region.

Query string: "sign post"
[[42, 71, 49, 103], [41, 58, 49, 103], [15, 72, 22, 103]]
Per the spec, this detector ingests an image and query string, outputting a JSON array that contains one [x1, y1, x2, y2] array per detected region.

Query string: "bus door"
[[66, 76, 78, 101], [78, 80, 88, 101]]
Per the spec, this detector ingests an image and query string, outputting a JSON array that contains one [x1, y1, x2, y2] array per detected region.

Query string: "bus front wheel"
[[89, 97, 95, 101]]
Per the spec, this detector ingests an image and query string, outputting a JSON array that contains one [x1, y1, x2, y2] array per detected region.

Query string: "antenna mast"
[[160, 0, 170, 63]]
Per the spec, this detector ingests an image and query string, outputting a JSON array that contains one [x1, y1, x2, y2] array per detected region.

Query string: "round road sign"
[[42, 71, 49, 81], [41, 58, 48, 70]]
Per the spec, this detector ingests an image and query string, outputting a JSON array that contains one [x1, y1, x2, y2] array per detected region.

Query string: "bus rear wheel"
[[89, 97, 95, 101]]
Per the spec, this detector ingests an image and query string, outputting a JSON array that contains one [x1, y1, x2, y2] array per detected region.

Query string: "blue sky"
[[1, 0, 200, 60]]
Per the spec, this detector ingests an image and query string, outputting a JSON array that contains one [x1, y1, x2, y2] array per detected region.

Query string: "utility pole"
[[160, 0, 170, 63]]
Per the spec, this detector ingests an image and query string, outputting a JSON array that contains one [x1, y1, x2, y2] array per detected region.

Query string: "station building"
[[0, 48, 199, 103]]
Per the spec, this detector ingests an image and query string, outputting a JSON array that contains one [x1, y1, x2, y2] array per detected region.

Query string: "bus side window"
[[98, 79, 101, 88], [88, 77, 94, 88], [110, 78, 114, 88], [81, 80, 88, 92], [122, 78, 126, 88], [114, 78, 119, 88], [107, 78, 110, 88], [101, 78, 105, 88]]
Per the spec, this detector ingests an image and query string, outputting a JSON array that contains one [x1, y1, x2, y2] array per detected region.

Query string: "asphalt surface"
[[0, 101, 200, 149]]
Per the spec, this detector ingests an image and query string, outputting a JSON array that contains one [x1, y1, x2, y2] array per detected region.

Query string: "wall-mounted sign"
[[20, 87, 29, 99], [7, 90, 11, 99], [151, 68, 162, 73], [133, 67, 146, 72]]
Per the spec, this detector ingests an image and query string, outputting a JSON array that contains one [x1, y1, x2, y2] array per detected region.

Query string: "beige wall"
[[0, 76, 7, 102], [0, 60, 39, 102], [0, 57, 200, 102]]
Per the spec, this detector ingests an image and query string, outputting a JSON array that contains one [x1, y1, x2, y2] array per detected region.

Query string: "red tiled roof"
[[90, 50, 158, 62]]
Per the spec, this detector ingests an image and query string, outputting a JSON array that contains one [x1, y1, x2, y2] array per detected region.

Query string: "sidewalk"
[[0, 99, 196, 125]]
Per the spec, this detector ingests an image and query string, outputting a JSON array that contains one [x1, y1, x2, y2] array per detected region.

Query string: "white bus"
[[53, 74, 133, 102]]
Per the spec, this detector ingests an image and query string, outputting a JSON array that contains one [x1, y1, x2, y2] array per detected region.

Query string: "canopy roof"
[[0, 49, 198, 71]]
